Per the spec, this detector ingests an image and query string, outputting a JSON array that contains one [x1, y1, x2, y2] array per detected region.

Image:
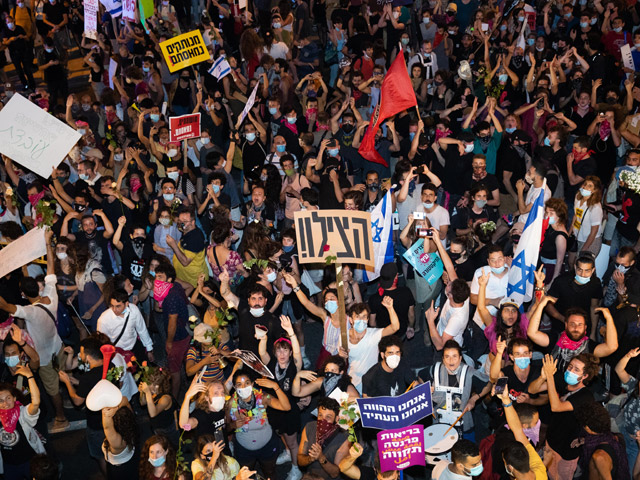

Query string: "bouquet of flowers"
[[621, 170, 640, 195]]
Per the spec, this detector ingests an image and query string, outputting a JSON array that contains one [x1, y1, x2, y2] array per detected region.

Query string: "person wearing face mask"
[[162, 165, 196, 205], [492, 385, 547, 480], [425, 279, 470, 353], [292, 355, 360, 404], [150, 179, 186, 224], [229, 372, 291, 479], [305, 141, 352, 210], [345, 300, 400, 392], [469, 245, 510, 324], [452, 185, 497, 237], [431, 438, 483, 480], [361, 335, 414, 398], [0, 325, 40, 394], [513, 163, 551, 228], [435, 131, 476, 212], [37, 37, 68, 106], [603, 247, 636, 308], [528, 354, 598, 479], [190, 434, 240, 480], [219, 272, 285, 355], [180, 379, 231, 442], [3, 15, 35, 91], [138, 370, 179, 445], [140, 435, 183, 480], [539, 199, 570, 284], [458, 99, 503, 175], [280, 155, 310, 228], [418, 340, 486, 440]]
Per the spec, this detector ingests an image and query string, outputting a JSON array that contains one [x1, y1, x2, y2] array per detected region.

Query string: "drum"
[[423, 423, 459, 465]]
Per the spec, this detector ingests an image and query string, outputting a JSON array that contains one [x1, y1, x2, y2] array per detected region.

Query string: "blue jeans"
[[625, 429, 638, 473]]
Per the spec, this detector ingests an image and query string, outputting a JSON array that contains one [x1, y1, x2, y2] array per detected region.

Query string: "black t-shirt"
[[0, 421, 36, 465], [240, 140, 267, 177], [237, 307, 285, 355], [368, 287, 415, 337], [547, 273, 602, 318], [469, 173, 500, 199], [75, 230, 113, 274], [546, 372, 594, 460], [566, 157, 596, 201], [616, 191, 640, 242], [180, 228, 205, 254], [453, 257, 476, 282], [191, 408, 227, 443], [43, 1, 67, 25], [496, 145, 526, 195], [442, 147, 472, 196], [451, 205, 498, 231], [361, 361, 415, 398], [75, 367, 104, 430], [120, 236, 154, 289], [100, 198, 132, 230], [503, 362, 542, 401], [318, 172, 351, 210], [3, 25, 28, 53]]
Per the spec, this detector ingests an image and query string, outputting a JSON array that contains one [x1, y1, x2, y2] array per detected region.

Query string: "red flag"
[[358, 51, 417, 167]]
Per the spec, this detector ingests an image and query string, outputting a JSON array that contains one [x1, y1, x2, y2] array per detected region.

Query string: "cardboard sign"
[[378, 425, 426, 472], [0, 228, 47, 279], [160, 30, 209, 73], [169, 113, 201, 142], [357, 382, 432, 430], [294, 210, 374, 267], [0, 94, 82, 178], [122, 0, 136, 21], [84, 0, 99, 39], [403, 240, 443, 284]]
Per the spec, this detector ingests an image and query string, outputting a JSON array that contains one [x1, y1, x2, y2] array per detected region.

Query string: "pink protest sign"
[[377, 425, 425, 472]]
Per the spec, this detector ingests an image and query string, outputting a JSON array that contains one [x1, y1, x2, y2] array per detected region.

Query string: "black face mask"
[[572, 78, 583, 90], [449, 251, 462, 261], [342, 123, 354, 134], [74, 204, 86, 212], [132, 237, 145, 247], [606, 97, 617, 105]]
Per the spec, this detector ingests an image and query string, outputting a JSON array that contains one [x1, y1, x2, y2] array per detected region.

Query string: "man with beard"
[[527, 295, 618, 372], [61, 211, 114, 274]]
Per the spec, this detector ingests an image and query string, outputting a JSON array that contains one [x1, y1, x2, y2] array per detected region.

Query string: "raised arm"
[[527, 295, 554, 347], [380, 296, 400, 337], [476, 271, 494, 327], [615, 348, 640, 384], [282, 273, 326, 319], [593, 307, 619, 357]]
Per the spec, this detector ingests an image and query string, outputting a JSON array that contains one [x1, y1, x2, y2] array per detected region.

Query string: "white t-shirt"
[[432, 461, 471, 479], [348, 327, 384, 392], [470, 266, 509, 328], [423, 205, 450, 248], [264, 42, 289, 60], [518, 184, 551, 224], [396, 183, 424, 230], [572, 199, 603, 242], [437, 298, 470, 346]]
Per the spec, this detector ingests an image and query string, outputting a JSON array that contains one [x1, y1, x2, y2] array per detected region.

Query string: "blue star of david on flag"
[[371, 219, 384, 242]]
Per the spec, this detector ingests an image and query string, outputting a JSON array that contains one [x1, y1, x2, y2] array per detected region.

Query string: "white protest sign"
[[0, 228, 47, 279], [84, 0, 99, 39], [109, 58, 118, 89], [621, 44, 635, 75], [122, 0, 136, 21], [238, 82, 259, 126], [0, 94, 82, 178]]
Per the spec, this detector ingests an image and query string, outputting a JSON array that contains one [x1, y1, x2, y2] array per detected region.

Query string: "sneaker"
[[276, 448, 292, 465], [48, 418, 70, 434], [286, 465, 303, 480], [302, 354, 311, 369]]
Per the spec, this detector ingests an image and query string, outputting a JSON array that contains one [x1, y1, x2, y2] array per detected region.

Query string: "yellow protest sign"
[[160, 30, 209, 73]]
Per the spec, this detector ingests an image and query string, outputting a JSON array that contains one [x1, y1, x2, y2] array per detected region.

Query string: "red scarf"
[[316, 419, 338, 446], [556, 331, 588, 350], [153, 280, 173, 307], [572, 148, 594, 162], [0, 401, 22, 433]]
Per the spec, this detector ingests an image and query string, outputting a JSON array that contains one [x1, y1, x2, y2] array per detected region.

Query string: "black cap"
[[379, 262, 398, 289], [511, 129, 532, 143]]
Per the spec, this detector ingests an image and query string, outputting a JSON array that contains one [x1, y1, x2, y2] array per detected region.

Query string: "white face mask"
[[385, 354, 401, 369], [201, 137, 210, 145], [167, 171, 180, 181], [267, 271, 277, 283], [56, 252, 68, 260], [209, 396, 225, 412], [236, 385, 253, 399], [167, 149, 178, 158]]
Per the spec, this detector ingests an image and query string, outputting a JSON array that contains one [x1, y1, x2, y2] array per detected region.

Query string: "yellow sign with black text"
[[160, 30, 209, 73]]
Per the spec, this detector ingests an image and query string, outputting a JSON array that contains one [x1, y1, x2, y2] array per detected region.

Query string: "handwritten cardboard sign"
[[378, 425, 426, 472], [169, 113, 201, 142], [160, 30, 209, 73], [294, 210, 374, 267], [0, 94, 81, 178], [357, 382, 432, 429]]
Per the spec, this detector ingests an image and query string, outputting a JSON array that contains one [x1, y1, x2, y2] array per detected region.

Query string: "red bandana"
[[0, 401, 22, 433], [557, 331, 588, 350], [153, 279, 173, 307], [316, 419, 338, 446]]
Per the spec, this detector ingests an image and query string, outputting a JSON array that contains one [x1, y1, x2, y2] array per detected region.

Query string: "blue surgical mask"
[[212, 184, 220, 194], [142, 66, 150, 73], [250, 307, 264, 317], [544, 137, 551, 147], [574, 274, 590, 285], [505, 127, 516, 134], [514, 357, 531, 369], [150, 114, 160, 123], [498, 74, 508, 83], [148, 456, 166, 467], [580, 21, 588, 28], [354, 319, 367, 333], [163, 193, 175, 202], [579, 188, 591, 197], [547, 215, 556, 225], [276, 144, 286, 153], [325, 300, 338, 314], [527, 38, 535, 46], [267, 271, 277, 283], [613, 27, 622, 33], [328, 148, 339, 157], [282, 245, 294, 253], [4, 355, 19, 368], [77, 128, 87, 136], [468, 464, 484, 476], [500, 25, 507, 31], [269, 107, 278, 115], [409, 132, 416, 141], [79, 173, 89, 181], [491, 265, 506, 274], [287, 116, 296, 124], [246, 132, 256, 142], [475, 199, 487, 208], [423, 202, 434, 209], [564, 370, 580, 385]]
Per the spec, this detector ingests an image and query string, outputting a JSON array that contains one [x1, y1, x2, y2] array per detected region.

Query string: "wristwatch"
[[319, 457, 327, 465], [293, 285, 301, 293]]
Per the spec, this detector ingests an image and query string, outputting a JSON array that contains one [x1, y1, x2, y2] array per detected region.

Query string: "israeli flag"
[[208, 56, 231, 80], [507, 181, 546, 304], [362, 190, 394, 282], [99, 0, 122, 17]]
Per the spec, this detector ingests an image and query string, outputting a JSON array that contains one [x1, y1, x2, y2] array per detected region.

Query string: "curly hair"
[[575, 401, 611, 434], [572, 353, 600, 385], [105, 407, 139, 451], [147, 369, 172, 397], [195, 380, 227, 411], [240, 222, 279, 260], [69, 242, 91, 273], [239, 29, 264, 64], [138, 435, 177, 480], [545, 197, 568, 225]]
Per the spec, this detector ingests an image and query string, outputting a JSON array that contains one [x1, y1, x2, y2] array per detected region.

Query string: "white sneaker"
[[276, 448, 292, 465], [286, 465, 303, 480]]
